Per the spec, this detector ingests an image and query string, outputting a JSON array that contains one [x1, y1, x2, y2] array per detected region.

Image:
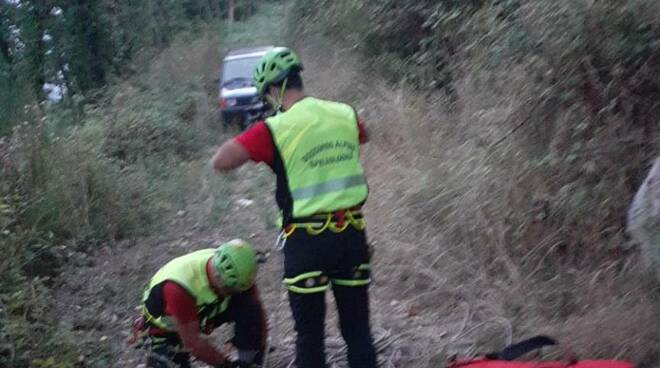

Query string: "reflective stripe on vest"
[[142, 249, 230, 331], [290, 174, 366, 200], [266, 97, 368, 218]]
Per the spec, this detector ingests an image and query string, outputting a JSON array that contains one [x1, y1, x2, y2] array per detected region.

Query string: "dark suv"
[[218, 46, 273, 130]]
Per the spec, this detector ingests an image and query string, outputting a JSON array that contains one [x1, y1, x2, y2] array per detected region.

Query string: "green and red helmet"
[[211, 239, 257, 292], [253, 47, 303, 96]]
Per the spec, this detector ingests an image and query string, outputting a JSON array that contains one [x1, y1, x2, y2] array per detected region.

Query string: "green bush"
[[101, 91, 207, 164], [0, 77, 34, 137], [6, 122, 153, 244], [0, 205, 81, 367]]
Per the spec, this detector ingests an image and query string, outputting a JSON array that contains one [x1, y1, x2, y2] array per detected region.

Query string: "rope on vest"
[[129, 307, 175, 349], [142, 305, 164, 329]]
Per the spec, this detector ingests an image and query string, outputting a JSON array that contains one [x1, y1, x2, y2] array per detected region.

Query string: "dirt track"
[[50, 136, 428, 368]]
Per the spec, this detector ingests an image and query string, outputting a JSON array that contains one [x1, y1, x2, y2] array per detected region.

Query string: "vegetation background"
[[0, 0, 658, 367]]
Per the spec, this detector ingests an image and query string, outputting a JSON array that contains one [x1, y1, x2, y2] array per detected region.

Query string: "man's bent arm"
[[176, 319, 228, 366], [212, 139, 250, 171]]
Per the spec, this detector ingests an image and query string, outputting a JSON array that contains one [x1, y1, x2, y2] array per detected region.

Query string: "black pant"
[[284, 226, 377, 368]]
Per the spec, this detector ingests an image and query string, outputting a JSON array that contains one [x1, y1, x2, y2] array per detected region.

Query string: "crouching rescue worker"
[[211, 47, 377, 368], [130, 239, 267, 368]]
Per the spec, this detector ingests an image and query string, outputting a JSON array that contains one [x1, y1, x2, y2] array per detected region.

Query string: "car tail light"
[[218, 97, 237, 109]]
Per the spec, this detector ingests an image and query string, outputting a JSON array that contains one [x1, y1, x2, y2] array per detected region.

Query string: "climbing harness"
[[281, 262, 371, 294], [273, 208, 371, 294], [286, 208, 365, 238], [274, 208, 365, 251]]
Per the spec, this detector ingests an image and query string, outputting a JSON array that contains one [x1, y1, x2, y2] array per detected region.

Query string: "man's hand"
[[214, 359, 260, 368], [176, 320, 228, 366]]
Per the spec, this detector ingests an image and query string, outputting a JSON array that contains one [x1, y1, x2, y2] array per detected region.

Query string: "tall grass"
[[287, 0, 660, 366]]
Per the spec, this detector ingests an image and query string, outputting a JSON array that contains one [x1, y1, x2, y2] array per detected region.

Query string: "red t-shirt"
[[155, 260, 214, 328], [235, 120, 368, 165], [156, 269, 261, 332], [161, 281, 198, 324]]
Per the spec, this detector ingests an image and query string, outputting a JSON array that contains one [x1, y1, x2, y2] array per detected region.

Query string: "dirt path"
[[47, 13, 470, 364], [49, 122, 428, 368]]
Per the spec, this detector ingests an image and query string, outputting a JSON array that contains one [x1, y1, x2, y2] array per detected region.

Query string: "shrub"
[[101, 90, 208, 165], [0, 194, 82, 367]]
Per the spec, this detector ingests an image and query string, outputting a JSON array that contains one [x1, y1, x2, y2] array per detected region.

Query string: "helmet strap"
[[275, 77, 288, 113], [264, 94, 277, 113], [265, 78, 289, 114]]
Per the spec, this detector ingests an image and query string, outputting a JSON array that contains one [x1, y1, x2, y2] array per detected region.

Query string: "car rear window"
[[222, 56, 261, 83]]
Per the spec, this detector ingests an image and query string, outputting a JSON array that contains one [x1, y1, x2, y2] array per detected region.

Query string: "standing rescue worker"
[[211, 47, 377, 368], [131, 239, 267, 368]]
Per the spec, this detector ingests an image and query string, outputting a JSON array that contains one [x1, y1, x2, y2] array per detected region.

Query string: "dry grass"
[[289, 24, 660, 367]]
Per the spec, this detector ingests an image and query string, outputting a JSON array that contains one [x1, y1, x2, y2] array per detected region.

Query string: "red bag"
[[449, 358, 633, 368], [447, 336, 634, 368]]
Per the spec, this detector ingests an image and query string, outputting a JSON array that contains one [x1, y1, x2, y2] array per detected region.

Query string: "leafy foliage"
[[0, 1, 267, 365], [0, 0, 260, 134]]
